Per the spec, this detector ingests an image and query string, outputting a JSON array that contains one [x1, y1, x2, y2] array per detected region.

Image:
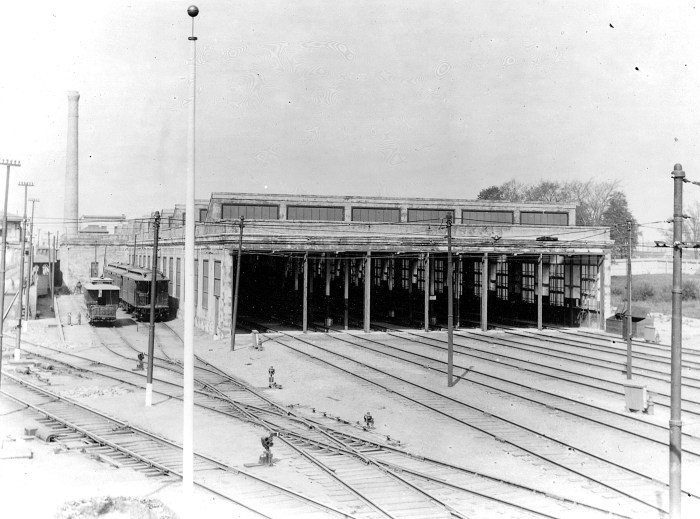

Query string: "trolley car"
[[103, 263, 170, 321], [84, 277, 120, 324]]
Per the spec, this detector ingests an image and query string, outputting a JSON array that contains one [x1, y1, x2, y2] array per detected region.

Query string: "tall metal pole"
[[146, 212, 160, 407], [183, 5, 199, 500], [446, 213, 454, 387], [50, 234, 55, 303], [670, 163, 684, 518], [626, 220, 633, 379], [0, 159, 21, 389], [25, 198, 38, 320], [230, 216, 244, 351], [15, 181, 32, 360]]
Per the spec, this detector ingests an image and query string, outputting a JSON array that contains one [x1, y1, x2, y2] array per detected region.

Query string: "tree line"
[[477, 179, 637, 257]]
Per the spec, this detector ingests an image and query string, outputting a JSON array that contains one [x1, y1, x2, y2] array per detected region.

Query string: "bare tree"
[[685, 200, 700, 259]]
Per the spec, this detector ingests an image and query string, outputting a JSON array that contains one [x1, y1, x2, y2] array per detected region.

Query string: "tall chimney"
[[65, 91, 80, 238]]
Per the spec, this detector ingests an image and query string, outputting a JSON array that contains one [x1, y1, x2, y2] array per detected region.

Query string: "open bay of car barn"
[[3, 296, 700, 519]]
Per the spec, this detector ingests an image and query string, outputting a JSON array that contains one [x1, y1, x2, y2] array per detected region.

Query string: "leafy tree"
[[477, 185, 504, 200], [665, 200, 700, 258], [477, 178, 636, 253], [601, 191, 638, 258]]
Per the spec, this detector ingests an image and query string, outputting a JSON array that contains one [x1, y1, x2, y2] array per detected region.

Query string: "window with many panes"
[[194, 259, 199, 307], [434, 259, 445, 294], [222, 204, 278, 220], [462, 210, 513, 225], [214, 261, 221, 298], [473, 260, 482, 297], [522, 263, 535, 303], [351, 207, 401, 223], [549, 263, 565, 306], [176, 258, 181, 299], [202, 260, 209, 310], [496, 260, 509, 300], [417, 257, 426, 291], [287, 206, 344, 221], [520, 212, 569, 226], [407, 209, 453, 224], [373, 258, 382, 286], [581, 262, 598, 305], [401, 259, 411, 290]]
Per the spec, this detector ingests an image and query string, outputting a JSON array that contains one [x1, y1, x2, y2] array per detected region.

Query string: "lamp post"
[[25, 198, 39, 321], [0, 159, 21, 388], [183, 4, 199, 499], [15, 181, 33, 360]]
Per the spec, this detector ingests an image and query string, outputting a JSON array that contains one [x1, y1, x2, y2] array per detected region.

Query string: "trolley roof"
[[84, 282, 120, 291], [105, 263, 167, 281]]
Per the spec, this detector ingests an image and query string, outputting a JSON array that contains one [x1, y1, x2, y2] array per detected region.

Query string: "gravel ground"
[[2, 298, 700, 518]]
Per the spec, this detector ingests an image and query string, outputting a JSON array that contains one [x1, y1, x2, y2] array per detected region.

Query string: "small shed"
[[606, 304, 654, 340]]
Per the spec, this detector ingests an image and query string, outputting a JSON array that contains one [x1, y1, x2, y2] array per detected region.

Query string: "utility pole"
[[25, 198, 38, 321], [626, 220, 632, 380], [146, 212, 161, 407], [0, 158, 21, 389], [230, 216, 244, 351], [51, 234, 56, 303], [669, 163, 684, 518], [15, 181, 33, 361], [446, 213, 454, 387]]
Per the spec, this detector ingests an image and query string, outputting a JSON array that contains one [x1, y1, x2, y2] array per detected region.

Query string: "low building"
[[128, 192, 612, 337]]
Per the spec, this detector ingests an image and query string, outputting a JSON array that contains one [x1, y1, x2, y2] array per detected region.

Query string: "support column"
[[303, 252, 308, 333], [344, 258, 349, 330], [599, 255, 606, 330], [455, 256, 461, 329], [481, 253, 488, 332], [325, 255, 331, 330], [424, 253, 430, 332], [364, 252, 371, 333], [538, 254, 543, 331]]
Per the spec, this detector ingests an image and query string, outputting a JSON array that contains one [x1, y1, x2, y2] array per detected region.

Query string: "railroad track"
[[0, 372, 351, 519], [325, 328, 700, 457], [240, 322, 700, 518], [11, 324, 634, 519], [418, 327, 700, 418]]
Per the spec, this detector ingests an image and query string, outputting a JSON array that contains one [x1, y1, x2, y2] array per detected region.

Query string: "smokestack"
[[65, 91, 80, 238]]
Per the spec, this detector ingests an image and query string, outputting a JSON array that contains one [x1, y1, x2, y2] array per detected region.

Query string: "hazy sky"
[[2, 1, 700, 241]]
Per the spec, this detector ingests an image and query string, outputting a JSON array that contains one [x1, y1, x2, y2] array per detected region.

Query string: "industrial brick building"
[[121, 192, 613, 337]]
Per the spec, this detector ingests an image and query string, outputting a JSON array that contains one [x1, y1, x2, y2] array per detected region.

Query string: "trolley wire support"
[[669, 163, 684, 519], [446, 213, 454, 387], [0, 158, 21, 390], [146, 211, 161, 407], [230, 216, 244, 351]]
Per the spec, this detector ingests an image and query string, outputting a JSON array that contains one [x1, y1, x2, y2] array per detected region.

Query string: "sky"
[[2, 1, 700, 243]]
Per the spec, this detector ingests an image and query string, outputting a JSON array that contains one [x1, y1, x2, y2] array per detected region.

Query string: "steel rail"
[[20, 336, 580, 517], [152, 324, 465, 519], [456, 328, 700, 388], [263, 329, 687, 515], [506, 328, 700, 370], [106, 325, 442, 519], [337, 328, 700, 455], [0, 373, 351, 519], [394, 327, 700, 416], [20, 331, 641, 519]]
